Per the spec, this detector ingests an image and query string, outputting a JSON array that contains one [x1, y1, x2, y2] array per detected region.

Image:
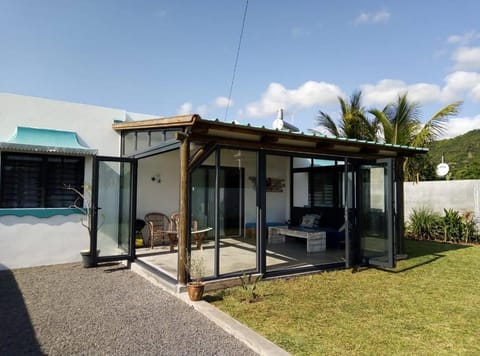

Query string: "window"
[[310, 171, 336, 207], [1, 152, 85, 208], [122, 129, 182, 156]]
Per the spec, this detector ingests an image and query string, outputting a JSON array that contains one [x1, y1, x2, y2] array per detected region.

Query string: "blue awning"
[[0, 126, 97, 155]]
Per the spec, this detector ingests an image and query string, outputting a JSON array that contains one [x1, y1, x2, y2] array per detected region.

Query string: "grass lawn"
[[206, 240, 480, 355]]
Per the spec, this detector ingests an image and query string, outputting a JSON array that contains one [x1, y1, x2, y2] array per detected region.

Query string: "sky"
[[1, 0, 480, 138]]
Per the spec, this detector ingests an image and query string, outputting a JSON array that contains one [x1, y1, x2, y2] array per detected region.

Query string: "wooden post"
[[178, 135, 190, 284]]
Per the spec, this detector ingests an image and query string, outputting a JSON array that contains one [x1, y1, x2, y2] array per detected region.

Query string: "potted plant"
[[185, 255, 206, 301], [65, 184, 98, 268]]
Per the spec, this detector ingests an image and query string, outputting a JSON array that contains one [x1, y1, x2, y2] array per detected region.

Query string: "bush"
[[407, 208, 443, 240], [443, 208, 463, 243], [407, 207, 479, 243]]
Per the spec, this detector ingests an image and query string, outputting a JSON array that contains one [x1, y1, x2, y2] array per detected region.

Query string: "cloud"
[[361, 79, 441, 107], [215, 96, 233, 108], [355, 10, 390, 25], [244, 81, 343, 117], [177, 102, 193, 115], [452, 46, 480, 70], [442, 71, 480, 102], [447, 30, 480, 45], [443, 115, 480, 138]]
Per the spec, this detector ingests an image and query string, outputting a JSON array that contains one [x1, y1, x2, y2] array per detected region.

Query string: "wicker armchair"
[[144, 213, 171, 249]]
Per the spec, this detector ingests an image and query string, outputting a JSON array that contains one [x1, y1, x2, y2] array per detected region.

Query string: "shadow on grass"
[[403, 238, 472, 258], [203, 291, 226, 302], [0, 265, 42, 355], [378, 239, 473, 274], [353, 240, 473, 274]]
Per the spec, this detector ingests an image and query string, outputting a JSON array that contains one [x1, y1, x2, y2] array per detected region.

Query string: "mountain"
[[426, 129, 480, 180]]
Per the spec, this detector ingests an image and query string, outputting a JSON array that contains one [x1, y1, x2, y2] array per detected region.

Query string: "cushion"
[[300, 214, 322, 229]]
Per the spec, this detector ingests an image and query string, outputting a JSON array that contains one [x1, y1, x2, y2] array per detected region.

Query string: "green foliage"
[[443, 208, 463, 243], [239, 272, 263, 303], [317, 90, 378, 141], [407, 208, 443, 240], [407, 207, 479, 243], [428, 129, 480, 180]]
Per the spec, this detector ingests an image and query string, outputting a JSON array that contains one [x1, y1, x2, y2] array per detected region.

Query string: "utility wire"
[[224, 0, 249, 121]]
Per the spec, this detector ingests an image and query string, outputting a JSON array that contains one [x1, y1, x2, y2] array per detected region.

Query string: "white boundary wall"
[[404, 179, 480, 224]]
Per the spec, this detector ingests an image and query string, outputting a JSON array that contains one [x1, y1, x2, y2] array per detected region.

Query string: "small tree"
[[64, 184, 95, 245]]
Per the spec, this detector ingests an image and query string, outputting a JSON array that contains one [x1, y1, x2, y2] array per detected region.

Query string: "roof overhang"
[[112, 115, 428, 159], [0, 126, 97, 156]]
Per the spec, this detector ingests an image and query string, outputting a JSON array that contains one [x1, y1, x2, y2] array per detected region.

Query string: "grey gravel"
[[0, 262, 257, 355]]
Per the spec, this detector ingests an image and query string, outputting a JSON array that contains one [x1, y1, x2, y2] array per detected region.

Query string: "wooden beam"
[[178, 136, 190, 284], [188, 133, 393, 159], [188, 142, 216, 172], [260, 134, 279, 144]]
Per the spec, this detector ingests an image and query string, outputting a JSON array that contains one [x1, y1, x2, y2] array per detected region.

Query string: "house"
[[0, 93, 427, 287]]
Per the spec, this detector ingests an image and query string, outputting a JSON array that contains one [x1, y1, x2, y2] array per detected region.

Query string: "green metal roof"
[[0, 126, 97, 155]]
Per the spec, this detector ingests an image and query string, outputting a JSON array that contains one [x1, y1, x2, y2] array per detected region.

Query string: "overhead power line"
[[224, 0, 249, 121]]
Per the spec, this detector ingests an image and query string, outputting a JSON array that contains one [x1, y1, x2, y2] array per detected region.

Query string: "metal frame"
[[91, 155, 137, 265]]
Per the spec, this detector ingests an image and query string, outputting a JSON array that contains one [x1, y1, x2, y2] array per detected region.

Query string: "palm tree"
[[370, 93, 462, 180], [317, 90, 378, 141]]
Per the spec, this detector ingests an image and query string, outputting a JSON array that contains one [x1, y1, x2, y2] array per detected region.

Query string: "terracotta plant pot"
[[187, 282, 205, 301]]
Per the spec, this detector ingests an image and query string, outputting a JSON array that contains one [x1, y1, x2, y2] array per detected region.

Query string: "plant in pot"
[[64, 184, 99, 268], [185, 254, 206, 301]]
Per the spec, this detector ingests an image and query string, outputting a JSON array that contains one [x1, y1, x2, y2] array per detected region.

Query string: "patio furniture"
[[169, 212, 212, 252], [268, 226, 326, 253], [144, 213, 171, 249]]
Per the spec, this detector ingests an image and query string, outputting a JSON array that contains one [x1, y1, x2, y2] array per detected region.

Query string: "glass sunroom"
[[88, 115, 427, 286]]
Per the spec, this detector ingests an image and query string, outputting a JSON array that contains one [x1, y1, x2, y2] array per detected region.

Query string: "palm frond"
[[412, 101, 463, 147], [316, 111, 341, 137], [370, 109, 392, 143]]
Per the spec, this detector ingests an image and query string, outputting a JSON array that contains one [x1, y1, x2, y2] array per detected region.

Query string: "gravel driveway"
[[0, 262, 257, 355]]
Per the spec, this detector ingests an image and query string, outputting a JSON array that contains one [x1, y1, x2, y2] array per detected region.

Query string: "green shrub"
[[462, 211, 478, 243], [443, 208, 463, 243], [407, 208, 479, 243], [407, 208, 443, 240]]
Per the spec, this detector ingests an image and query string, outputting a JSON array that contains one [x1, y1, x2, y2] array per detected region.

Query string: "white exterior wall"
[[266, 155, 290, 224], [136, 151, 180, 220], [404, 179, 480, 224], [0, 93, 156, 270]]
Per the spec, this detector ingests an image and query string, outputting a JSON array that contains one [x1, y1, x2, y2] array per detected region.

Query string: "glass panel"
[[150, 131, 165, 147], [293, 157, 311, 168], [293, 172, 309, 207], [359, 162, 394, 267], [96, 160, 131, 257], [310, 171, 335, 207], [136, 131, 149, 151], [313, 159, 336, 167], [219, 149, 257, 275], [123, 132, 136, 156], [165, 130, 179, 140], [191, 153, 216, 279], [267, 155, 346, 273]]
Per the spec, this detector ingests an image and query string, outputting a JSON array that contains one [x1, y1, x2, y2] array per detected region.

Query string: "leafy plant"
[[407, 207, 479, 243], [462, 210, 477, 243], [407, 208, 442, 240], [239, 272, 263, 303], [443, 208, 463, 243]]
